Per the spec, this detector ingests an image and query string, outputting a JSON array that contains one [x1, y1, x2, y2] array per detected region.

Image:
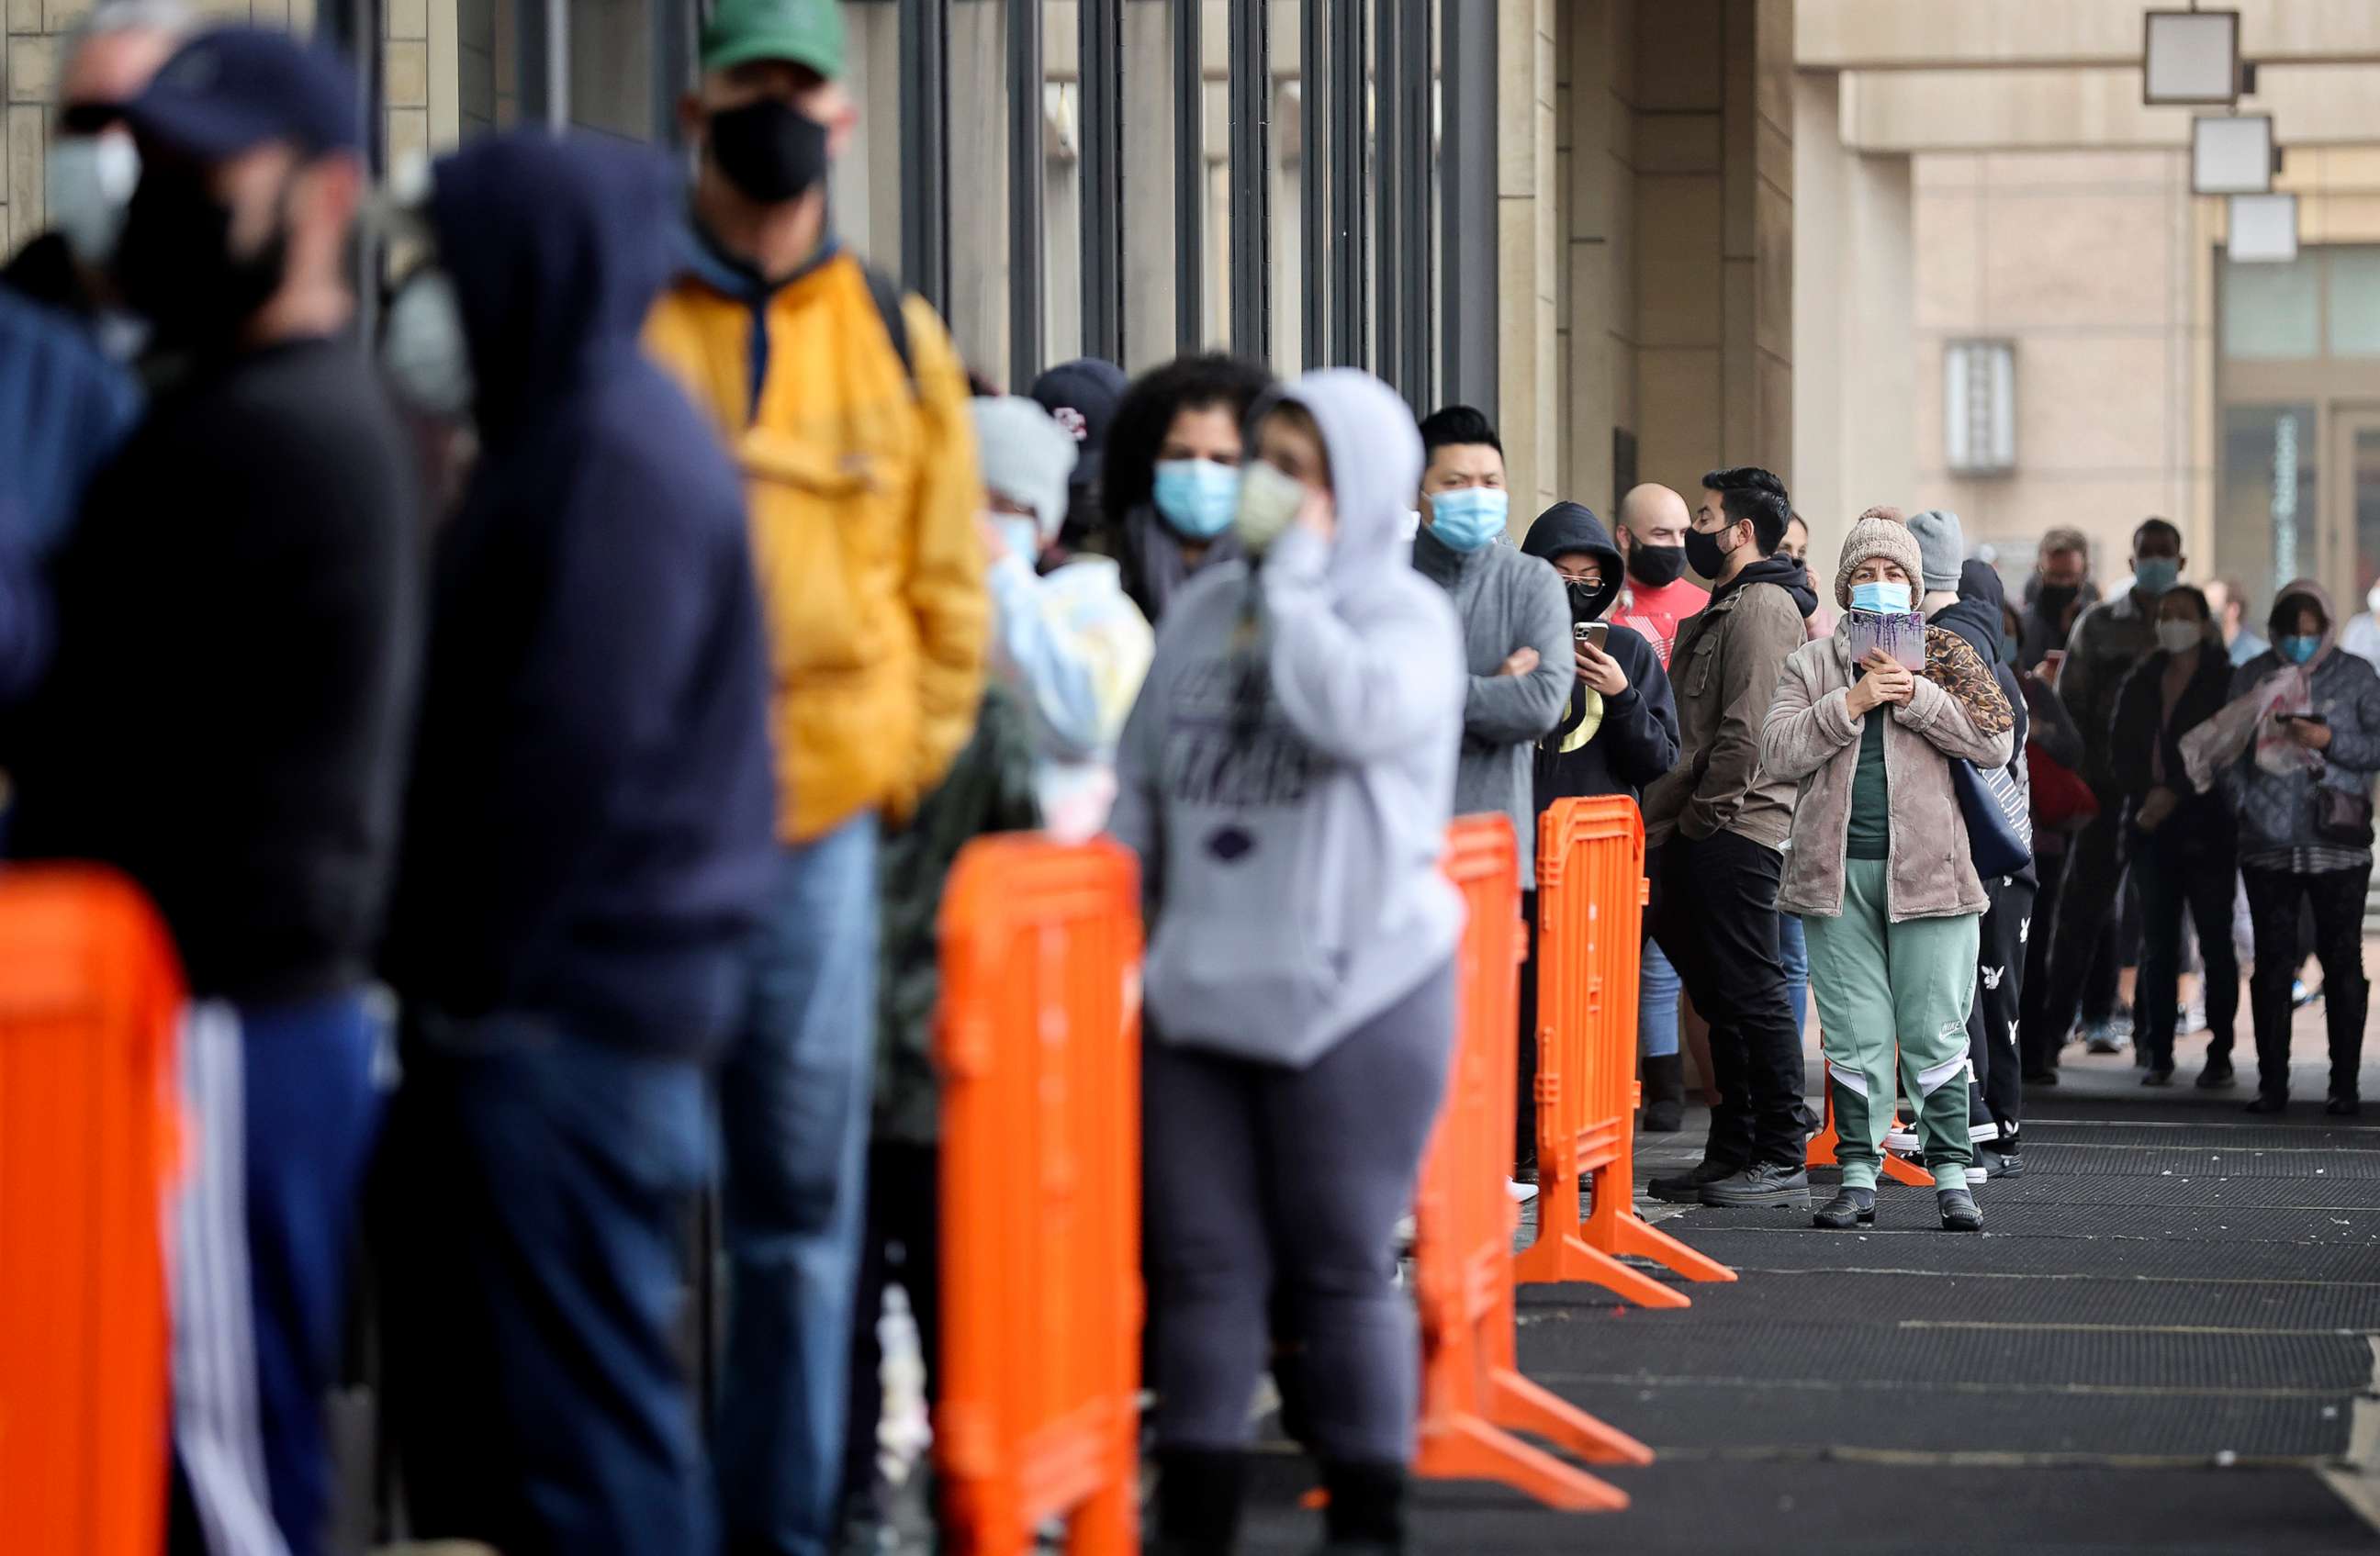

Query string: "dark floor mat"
[[1645, 1225, 2380, 1281], [1684, 1200, 2380, 1246], [2021, 1122, 2380, 1151], [1943, 1175, 2380, 1211], [1238, 1460, 2380, 1554], [1992, 1143, 2380, 1180]]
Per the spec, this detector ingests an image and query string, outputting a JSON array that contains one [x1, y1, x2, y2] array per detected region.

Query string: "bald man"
[[1611, 483, 1710, 668]]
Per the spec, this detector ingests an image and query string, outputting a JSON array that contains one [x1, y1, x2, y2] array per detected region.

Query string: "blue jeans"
[[380, 1011, 713, 1556], [1779, 911, 1810, 1040], [716, 815, 881, 1556], [173, 991, 386, 1556], [1640, 938, 1681, 1058]]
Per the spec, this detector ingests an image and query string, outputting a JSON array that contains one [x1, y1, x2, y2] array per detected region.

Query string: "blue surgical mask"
[[2281, 633, 2320, 666], [2133, 556, 2180, 597], [1426, 487, 1509, 553], [1999, 629, 2022, 664], [1848, 579, 1913, 614], [1151, 458, 1241, 540]]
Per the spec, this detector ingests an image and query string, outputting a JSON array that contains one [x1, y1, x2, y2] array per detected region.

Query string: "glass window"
[[1045, 48, 1083, 369], [567, 0, 656, 141], [831, 0, 904, 274], [2327, 247, 2380, 358], [2220, 253, 2319, 361], [1120, 0, 1178, 371], [946, 0, 1011, 381], [455, 0, 516, 136], [2217, 404, 2318, 609], [1267, 3, 1301, 375]]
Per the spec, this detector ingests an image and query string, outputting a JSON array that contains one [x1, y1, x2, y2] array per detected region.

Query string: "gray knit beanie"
[[1836, 515, 1925, 610], [1905, 508, 1965, 593], [970, 396, 1079, 541]]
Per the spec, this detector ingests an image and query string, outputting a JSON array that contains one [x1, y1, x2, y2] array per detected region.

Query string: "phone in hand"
[[2277, 711, 2329, 726], [1575, 621, 1609, 650]]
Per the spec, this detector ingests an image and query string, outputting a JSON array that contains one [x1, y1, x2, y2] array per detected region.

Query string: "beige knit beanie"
[[1836, 515, 1925, 610]]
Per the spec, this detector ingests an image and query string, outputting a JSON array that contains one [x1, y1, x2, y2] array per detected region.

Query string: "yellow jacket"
[[646, 241, 988, 841]]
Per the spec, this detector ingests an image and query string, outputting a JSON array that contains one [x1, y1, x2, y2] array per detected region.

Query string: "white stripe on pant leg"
[[1914, 1052, 1970, 1096], [173, 1002, 289, 1556], [1824, 1058, 1869, 1097]]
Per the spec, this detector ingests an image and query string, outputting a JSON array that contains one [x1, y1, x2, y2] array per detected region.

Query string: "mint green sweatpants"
[[1802, 856, 1981, 1192]]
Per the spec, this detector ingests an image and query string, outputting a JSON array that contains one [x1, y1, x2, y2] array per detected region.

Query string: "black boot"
[[1314, 1459, 1409, 1553], [1152, 1448, 1246, 1556], [1641, 1054, 1685, 1133]]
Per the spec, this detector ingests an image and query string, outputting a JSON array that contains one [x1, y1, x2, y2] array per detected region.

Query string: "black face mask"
[[2037, 582, 2080, 621], [115, 167, 288, 351], [1625, 542, 1686, 589], [1683, 524, 1739, 583], [1565, 577, 1612, 621], [708, 98, 831, 206]]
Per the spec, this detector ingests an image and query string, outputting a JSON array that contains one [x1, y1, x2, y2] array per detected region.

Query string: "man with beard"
[[1611, 482, 1710, 663], [2019, 527, 2096, 673]]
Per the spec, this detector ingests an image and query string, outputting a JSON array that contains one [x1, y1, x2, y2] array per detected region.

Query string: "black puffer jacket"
[[1520, 502, 1680, 812], [2110, 642, 2237, 856]]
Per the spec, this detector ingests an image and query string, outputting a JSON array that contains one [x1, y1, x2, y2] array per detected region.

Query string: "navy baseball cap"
[[1029, 357, 1127, 484], [120, 28, 361, 162]]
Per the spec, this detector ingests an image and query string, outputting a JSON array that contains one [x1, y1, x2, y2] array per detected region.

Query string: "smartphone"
[[1575, 621, 1609, 650]]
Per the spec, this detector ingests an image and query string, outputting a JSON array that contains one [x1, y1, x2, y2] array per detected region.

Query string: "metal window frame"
[[1327, 0, 1367, 369], [1397, 0, 1432, 400], [1082, 0, 1127, 364], [516, 0, 569, 127], [1374, 0, 1403, 390], [1438, 0, 1494, 419], [652, 0, 697, 147], [1173, 0, 1204, 352], [1228, 0, 1270, 362], [900, 0, 951, 309], [1299, 0, 1329, 367], [1010, 0, 1046, 388]]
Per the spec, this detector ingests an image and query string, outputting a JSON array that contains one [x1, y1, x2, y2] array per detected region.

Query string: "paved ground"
[[1241, 986, 2380, 1554]]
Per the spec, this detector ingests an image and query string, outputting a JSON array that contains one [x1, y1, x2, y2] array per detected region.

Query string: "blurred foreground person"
[[6, 30, 415, 1554], [376, 133, 775, 1555], [643, 3, 988, 1549], [1112, 370, 1463, 1554], [1763, 519, 2014, 1232], [973, 394, 1154, 840], [1101, 353, 1275, 621]]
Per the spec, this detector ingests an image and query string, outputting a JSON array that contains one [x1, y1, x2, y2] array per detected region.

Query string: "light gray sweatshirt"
[[1108, 369, 1466, 1069]]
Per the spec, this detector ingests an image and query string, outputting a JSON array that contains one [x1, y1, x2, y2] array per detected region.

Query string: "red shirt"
[[1614, 576, 1712, 668]]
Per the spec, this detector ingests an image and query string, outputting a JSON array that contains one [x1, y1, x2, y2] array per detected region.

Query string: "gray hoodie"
[[1109, 369, 1466, 1068]]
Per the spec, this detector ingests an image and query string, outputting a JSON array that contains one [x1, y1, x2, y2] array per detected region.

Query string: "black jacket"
[[1932, 561, 2036, 883], [383, 134, 777, 1054], [2108, 644, 2237, 854], [1520, 502, 1680, 812]]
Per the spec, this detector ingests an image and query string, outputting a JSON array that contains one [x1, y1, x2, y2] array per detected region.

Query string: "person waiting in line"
[[2206, 577, 2270, 668], [2184, 583, 2380, 1115], [374, 132, 779, 1555], [2036, 518, 2186, 1063], [2018, 526, 2097, 673], [1111, 369, 1463, 1555], [2006, 597, 2091, 1087], [1101, 353, 1276, 621], [1762, 517, 2015, 1233], [1780, 510, 1837, 643], [971, 394, 1154, 841], [1520, 501, 1680, 1136], [643, 2, 992, 1547], [2344, 582, 2380, 672], [1641, 467, 1818, 1212], [2107, 586, 2240, 1089], [1028, 354, 1127, 554], [1772, 513, 1826, 1042]]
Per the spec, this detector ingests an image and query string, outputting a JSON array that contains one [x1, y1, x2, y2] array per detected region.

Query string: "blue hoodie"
[[1109, 369, 1465, 1068], [384, 134, 777, 1054]]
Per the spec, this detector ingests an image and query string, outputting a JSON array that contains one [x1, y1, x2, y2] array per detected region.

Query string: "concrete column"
[[1561, 0, 1634, 516], [1791, 67, 1912, 576], [1496, 0, 1558, 519]]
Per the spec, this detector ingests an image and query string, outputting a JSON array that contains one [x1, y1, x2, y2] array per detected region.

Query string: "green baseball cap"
[[700, 0, 846, 79]]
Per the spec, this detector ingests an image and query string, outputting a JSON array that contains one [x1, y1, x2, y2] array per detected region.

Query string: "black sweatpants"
[[2039, 803, 2129, 1045], [2242, 865, 2373, 1102], [1967, 873, 2034, 1142], [2133, 836, 2240, 1070], [1651, 830, 1803, 1170]]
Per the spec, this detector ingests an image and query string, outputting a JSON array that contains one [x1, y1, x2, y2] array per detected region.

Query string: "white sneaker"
[[1506, 1178, 1540, 1203], [2178, 1000, 2208, 1035], [1884, 1126, 1920, 1153], [2084, 1021, 2127, 1055], [1964, 1166, 1988, 1189]]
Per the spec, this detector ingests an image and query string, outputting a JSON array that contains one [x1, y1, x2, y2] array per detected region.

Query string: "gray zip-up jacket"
[[1411, 524, 1571, 884], [1109, 370, 1465, 1068]]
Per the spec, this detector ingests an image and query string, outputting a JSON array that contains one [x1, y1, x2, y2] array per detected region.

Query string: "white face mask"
[[993, 514, 1043, 564], [44, 134, 140, 268], [2156, 620, 2204, 655], [1235, 460, 1310, 555], [382, 269, 475, 420]]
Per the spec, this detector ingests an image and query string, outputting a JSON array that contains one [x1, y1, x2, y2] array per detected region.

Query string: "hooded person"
[[1520, 500, 1683, 1137], [1109, 368, 1463, 1555], [375, 132, 779, 1556], [2184, 580, 2380, 1114], [971, 393, 1154, 842], [1028, 354, 1126, 548]]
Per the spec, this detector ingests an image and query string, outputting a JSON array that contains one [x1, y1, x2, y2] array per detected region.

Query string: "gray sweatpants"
[[1143, 961, 1454, 1464]]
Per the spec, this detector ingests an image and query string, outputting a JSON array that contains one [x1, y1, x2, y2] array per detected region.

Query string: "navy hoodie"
[[383, 134, 777, 1054], [1520, 502, 1680, 812]]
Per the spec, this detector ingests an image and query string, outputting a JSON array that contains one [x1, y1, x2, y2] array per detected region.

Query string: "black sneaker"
[[1699, 1162, 1812, 1210], [2195, 1058, 2236, 1090], [2022, 1066, 2060, 1087], [1980, 1146, 2023, 1180], [2141, 1065, 2175, 1088], [1937, 1188, 1983, 1231], [2245, 1091, 2289, 1114], [1812, 1186, 1876, 1228], [1647, 1159, 1739, 1203], [2329, 1094, 2363, 1118]]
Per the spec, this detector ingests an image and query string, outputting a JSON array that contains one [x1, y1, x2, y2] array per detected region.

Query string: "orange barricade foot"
[[1513, 1226, 1691, 1309], [1482, 1367, 1654, 1467], [1808, 1099, 1932, 1187], [1418, 1416, 1632, 1512], [1596, 1205, 1737, 1287]]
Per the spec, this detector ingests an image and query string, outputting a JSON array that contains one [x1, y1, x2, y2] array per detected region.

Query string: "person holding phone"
[[1520, 502, 1682, 1137]]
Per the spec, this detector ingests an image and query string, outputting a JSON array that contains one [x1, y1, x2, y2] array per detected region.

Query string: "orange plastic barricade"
[[1515, 797, 1735, 1305], [936, 836, 1142, 1556], [1806, 1073, 1933, 1187], [0, 866, 185, 1556], [1413, 816, 1647, 1512]]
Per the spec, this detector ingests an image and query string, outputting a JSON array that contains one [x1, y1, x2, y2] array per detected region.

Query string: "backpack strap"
[[859, 262, 917, 397]]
